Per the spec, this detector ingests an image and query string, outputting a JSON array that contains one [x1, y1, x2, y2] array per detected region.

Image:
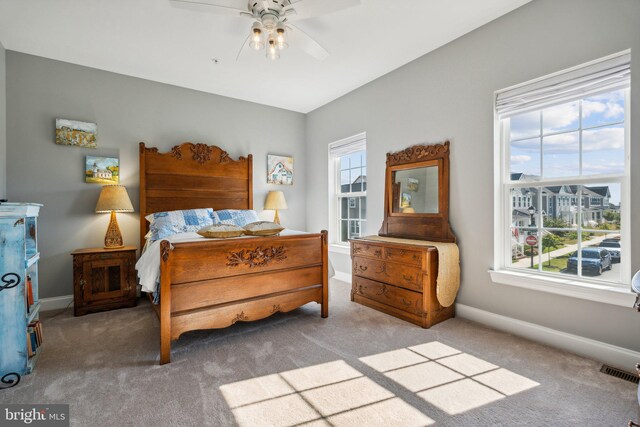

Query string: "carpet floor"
[[2, 279, 636, 426]]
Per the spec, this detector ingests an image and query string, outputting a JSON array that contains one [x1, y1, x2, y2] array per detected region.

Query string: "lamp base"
[[273, 209, 281, 225], [104, 211, 124, 248]]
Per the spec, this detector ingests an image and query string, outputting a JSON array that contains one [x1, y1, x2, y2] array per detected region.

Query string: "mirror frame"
[[379, 140, 456, 243]]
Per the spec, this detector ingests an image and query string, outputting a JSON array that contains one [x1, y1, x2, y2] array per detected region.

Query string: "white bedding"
[[135, 230, 334, 294]]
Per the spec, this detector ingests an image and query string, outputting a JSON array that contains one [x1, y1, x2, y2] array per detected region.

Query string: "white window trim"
[[328, 132, 366, 249], [492, 60, 632, 306]]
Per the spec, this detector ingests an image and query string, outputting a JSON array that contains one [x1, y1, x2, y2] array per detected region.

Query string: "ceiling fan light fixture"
[[275, 24, 288, 50], [249, 22, 264, 50], [266, 36, 280, 60]]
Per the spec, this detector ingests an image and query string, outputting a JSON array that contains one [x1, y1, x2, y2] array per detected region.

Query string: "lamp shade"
[[95, 185, 134, 213], [264, 191, 288, 210]]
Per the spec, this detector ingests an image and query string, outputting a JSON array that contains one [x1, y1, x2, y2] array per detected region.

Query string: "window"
[[495, 52, 630, 289], [329, 133, 366, 245]]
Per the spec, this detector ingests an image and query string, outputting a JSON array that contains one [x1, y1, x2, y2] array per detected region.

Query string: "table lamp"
[[95, 185, 134, 248], [264, 191, 288, 225]]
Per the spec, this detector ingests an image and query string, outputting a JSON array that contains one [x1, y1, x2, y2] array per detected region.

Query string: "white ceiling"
[[0, 0, 530, 113]]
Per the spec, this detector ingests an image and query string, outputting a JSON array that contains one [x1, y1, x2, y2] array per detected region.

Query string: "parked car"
[[566, 247, 612, 275], [598, 239, 621, 263]]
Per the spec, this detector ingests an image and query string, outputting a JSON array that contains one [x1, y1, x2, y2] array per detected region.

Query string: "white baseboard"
[[457, 303, 640, 372], [40, 295, 74, 312], [332, 271, 352, 284]]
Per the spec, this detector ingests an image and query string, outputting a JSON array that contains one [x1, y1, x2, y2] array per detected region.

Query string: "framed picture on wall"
[[407, 178, 419, 192], [85, 156, 119, 184], [55, 119, 97, 148], [267, 154, 294, 185]]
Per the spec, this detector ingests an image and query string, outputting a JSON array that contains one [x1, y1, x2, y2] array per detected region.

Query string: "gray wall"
[[6, 52, 306, 299], [0, 40, 6, 199], [306, 0, 640, 351]]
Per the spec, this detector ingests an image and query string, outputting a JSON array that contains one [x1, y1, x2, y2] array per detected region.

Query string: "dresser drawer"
[[384, 247, 422, 267], [352, 276, 423, 315], [352, 256, 423, 292], [352, 242, 384, 260]]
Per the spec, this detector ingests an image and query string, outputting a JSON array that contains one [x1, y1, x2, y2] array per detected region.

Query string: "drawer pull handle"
[[401, 298, 412, 307], [374, 249, 382, 258], [376, 285, 389, 297], [357, 264, 368, 273], [403, 274, 414, 282], [375, 263, 390, 277]]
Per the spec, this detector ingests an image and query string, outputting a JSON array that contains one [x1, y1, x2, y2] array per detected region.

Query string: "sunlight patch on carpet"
[[359, 341, 540, 416]]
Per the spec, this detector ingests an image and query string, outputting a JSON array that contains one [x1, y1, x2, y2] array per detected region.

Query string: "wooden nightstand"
[[71, 246, 137, 316]]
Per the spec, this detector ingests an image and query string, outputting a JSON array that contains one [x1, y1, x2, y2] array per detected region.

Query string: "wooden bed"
[[139, 142, 328, 364]]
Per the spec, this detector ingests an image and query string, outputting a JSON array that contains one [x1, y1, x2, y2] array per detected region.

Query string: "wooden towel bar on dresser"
[[350, 140, 458, 328]]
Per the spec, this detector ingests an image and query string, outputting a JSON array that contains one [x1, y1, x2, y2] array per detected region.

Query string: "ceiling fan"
[[170, 0, 360, 61]]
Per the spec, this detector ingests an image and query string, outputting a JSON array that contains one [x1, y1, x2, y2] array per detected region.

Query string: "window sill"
[[489, 269, 636, 308], [329, 244, 351, 255]]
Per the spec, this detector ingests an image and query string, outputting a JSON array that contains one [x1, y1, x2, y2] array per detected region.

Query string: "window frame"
[[328, 133, 367, 248], [492, 61, 634, 307]]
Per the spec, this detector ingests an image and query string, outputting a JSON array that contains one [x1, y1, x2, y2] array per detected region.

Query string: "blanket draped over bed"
[[139, 142, 329, 364]]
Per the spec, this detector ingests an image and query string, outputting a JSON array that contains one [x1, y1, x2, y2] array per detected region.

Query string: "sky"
[[509, 89, 624, 204]]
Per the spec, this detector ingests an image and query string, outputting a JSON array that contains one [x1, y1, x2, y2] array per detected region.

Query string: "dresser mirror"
[[379, 141, 456, 242], [391, 163, 439, 214]]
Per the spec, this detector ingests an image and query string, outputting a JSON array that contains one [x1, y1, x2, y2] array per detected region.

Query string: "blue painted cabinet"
[[0, 203, 42, 389]]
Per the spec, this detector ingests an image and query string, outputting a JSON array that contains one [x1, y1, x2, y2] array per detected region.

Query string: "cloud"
[[583, 99, 624, 121], [582, 126, 624, 151], [510, 155, 532, 164], [542, 102, 578, 132]]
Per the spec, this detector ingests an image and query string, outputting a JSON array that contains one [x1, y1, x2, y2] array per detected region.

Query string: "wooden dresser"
[[350, 237, 454, 328]]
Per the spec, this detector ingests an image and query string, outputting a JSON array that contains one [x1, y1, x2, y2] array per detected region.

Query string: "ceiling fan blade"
[[285, 0, 360, 20], [169, 0, 250, 17], [287, 24, 329, 60]]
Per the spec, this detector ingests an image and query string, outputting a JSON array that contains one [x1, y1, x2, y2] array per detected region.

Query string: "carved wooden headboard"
[[139, 142, 253, 248]]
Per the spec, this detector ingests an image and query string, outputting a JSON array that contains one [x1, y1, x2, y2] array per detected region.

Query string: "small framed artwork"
[[56, 119, 97, 148], [407, 178, 419, 192], [85, 156, 119, 184], [267, 154, 294, 185], [400, 192, 412, 208]]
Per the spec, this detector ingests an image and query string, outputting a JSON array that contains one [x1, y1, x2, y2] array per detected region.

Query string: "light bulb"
[[249, 23, 264, 50], [266, 38, 280, 60], [276, 25, 288, 50]]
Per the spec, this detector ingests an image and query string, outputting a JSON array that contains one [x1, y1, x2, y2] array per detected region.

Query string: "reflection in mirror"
[[392, 166, 439, 214]]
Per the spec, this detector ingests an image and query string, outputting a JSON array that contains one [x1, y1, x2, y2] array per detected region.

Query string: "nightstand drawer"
[[352, 256, 423, 292], [352, 276, 423, 315]]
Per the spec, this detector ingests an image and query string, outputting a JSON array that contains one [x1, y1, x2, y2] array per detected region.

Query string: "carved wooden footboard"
[[155, 231, 328, 364]]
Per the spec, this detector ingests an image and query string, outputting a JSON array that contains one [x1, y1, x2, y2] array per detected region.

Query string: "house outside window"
[[495, 51, 630, 289], [329, 133, 366, 245]]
